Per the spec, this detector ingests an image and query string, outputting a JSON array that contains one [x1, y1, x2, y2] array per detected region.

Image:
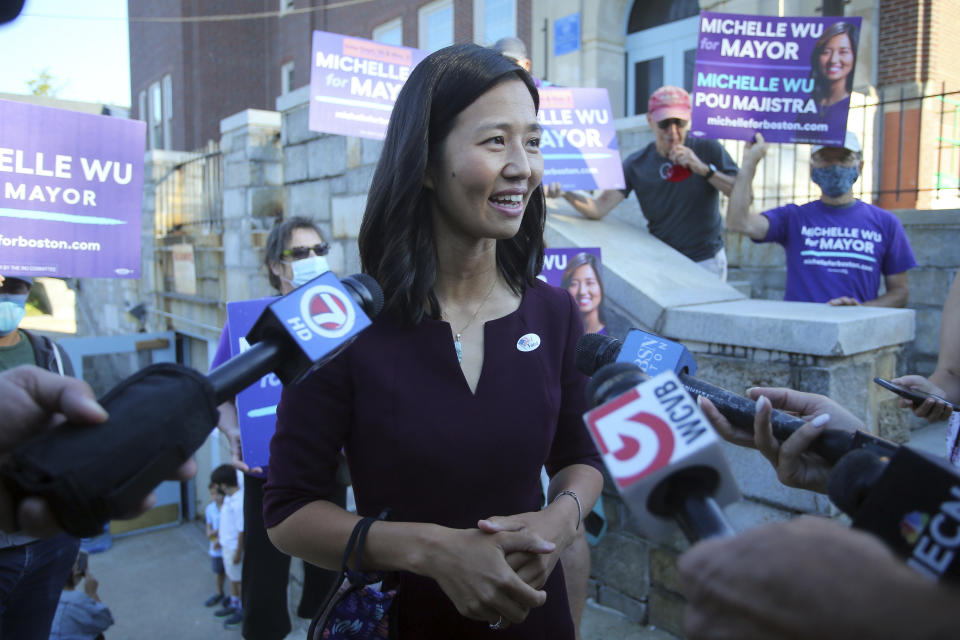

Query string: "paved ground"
[[88, 520, 674, 639]]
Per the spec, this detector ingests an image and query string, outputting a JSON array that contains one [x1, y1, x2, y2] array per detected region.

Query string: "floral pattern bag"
[[308, 510, 398, 640]]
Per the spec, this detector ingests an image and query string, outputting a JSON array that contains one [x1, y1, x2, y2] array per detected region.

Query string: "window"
[[138, 90, 147, 123], [279, 0, 295, 13], [474, 0, 515, 46], [624, 12, 698, 115], [281, 61, 295, 95], [418, 0, 453, 52], [145, 74, 173, 150], [373, 18, 403, 46], [162, 74, 173, 149]]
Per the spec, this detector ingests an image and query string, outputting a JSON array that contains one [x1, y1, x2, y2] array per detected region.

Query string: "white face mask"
[[290, 255, 330, 287]]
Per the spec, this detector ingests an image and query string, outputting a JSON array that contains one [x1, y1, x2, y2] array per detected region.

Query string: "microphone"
[[0, 272, 383, 537], [583, 361, 739, 542], [577, 330, 899, 464], [828, 447, 960, 583]]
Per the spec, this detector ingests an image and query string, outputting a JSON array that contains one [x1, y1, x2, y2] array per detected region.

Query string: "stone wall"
[[727, 209, 960, 379]]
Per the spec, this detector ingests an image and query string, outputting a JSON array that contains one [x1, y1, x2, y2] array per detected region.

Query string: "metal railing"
[[746, 83, 960, 211], [154, 141, 223, 236]]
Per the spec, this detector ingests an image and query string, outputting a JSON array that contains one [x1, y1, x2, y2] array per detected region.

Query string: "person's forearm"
[[929, 368, 960, 405], [726, 160, 759, 235], [267, 499, 440, 575], [545, 464, 603, 549], [562, 192, 605, 220], [863, 287, 909, 308], [707, 170, 736, 197]]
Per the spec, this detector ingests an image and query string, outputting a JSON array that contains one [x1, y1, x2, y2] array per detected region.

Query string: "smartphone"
[[76, 550, 89, 575], [873, 377, 960, 411]]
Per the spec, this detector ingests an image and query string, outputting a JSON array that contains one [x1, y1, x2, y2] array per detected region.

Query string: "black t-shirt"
[[620, 137, 738, 262]]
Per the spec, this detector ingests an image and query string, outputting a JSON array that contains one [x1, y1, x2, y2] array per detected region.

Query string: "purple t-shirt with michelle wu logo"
[[757, 199, 917, 303]]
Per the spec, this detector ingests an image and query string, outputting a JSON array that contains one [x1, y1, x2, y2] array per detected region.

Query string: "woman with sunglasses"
[[208, 217, 341, 638], [264, 45, 603, 638]]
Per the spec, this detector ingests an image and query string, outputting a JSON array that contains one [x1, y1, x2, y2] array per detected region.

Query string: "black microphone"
[[583, 361, 739, 542], [577, 331, 899, 464], [0, 272, 383, 537], [828, 447, 960, 583]]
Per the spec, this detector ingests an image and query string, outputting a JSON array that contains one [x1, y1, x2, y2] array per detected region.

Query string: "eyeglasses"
[[282, 243, 330, 260], [657, 118, 688, 130]]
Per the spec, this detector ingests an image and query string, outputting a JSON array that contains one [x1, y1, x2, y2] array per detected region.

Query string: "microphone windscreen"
[[827, 448, 888, 515], [343, 273, 385, 317], [585, 361, 648, 409], [576, 333, 622, 376]]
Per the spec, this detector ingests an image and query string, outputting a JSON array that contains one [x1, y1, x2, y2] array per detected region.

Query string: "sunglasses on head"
[[282, 243, 329, 260], [657, 118, 688, 130]]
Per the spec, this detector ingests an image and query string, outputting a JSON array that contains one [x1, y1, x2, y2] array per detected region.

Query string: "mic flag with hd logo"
[[247, 271, 373, 386]]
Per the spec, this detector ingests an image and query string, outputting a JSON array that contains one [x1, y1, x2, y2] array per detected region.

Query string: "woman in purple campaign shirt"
[[264, 44, 603, 638]]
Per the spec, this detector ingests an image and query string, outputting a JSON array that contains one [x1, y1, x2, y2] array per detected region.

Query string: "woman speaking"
[[264, 44, 603, 638]]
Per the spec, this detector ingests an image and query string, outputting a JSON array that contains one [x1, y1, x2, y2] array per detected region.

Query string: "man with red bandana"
[[547, 86, 738, 280]]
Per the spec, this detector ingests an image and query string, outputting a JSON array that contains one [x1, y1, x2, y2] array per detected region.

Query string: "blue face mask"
[[811, 165, 860, 198], [0, 294, 27, 337], [290, 255, 330, 288]]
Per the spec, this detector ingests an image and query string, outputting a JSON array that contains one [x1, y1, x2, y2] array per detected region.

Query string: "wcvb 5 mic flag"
[[583, 370, 739, 540]]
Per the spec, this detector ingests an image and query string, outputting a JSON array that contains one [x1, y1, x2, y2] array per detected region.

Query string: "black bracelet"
[[703, 165, 716, 180]]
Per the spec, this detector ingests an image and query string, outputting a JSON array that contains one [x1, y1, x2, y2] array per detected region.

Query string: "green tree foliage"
[[27, 68, 59, 96]]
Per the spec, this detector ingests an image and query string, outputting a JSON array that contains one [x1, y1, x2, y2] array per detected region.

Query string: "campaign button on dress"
[[517, 333, 541, 352]]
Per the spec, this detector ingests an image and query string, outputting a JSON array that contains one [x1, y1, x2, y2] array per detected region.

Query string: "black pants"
[[241, 474, 345, 640]]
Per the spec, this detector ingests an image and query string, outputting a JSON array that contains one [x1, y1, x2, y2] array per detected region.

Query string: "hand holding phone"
[[76, 550, 89, 576], [874, 377, 960, 413]]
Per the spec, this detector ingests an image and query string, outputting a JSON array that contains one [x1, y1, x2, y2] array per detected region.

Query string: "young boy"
[[204, 482, 226, 607], [210, 465, 244, 628]]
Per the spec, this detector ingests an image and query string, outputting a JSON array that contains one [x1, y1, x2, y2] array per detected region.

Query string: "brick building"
[[128, 0, 532, 151]]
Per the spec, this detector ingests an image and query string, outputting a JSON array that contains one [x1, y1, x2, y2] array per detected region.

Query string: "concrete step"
[[582, 599, 678, 640]]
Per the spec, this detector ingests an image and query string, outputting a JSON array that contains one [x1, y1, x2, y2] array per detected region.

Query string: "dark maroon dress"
[[264, 280, 602, 638]]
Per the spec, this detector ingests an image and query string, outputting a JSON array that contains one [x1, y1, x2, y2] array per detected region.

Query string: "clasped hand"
[[425, 525, 555, 629]]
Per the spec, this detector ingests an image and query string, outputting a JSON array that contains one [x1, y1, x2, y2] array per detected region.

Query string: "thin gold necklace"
[[447, 277, 497, 364]]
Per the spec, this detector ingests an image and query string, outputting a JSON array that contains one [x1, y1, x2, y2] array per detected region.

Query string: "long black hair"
[[358, 43, 545, 325], [809, 21, 858, 105]]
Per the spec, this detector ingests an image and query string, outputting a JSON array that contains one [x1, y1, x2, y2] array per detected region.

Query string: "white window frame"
[[473, 0, 516, 46], [418, 0, 454, 52], [281, 61, 295, 95], [145, 75, 173, 150], [161, 74, 173, 150], [625, 16, 698, 116], [373, 17, 403, 46]]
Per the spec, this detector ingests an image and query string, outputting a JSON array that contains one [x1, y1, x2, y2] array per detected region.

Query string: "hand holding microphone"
[[0, 272, 383, 537], [698, 387, 865, 494]]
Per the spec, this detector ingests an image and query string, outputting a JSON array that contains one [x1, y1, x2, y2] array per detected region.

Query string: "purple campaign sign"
[[309, 30, 428, 140], [0, 99, 145, 278], [539, 88, 625, 191], [539, 247, 605, 334], [226, 297, 280, 471], [690, 12, 862, 146], [539, 247, 602, 288]]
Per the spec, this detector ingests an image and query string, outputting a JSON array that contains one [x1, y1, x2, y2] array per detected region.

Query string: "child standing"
[[210, 465, 244, 628], [204, 482, 226, 607]]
